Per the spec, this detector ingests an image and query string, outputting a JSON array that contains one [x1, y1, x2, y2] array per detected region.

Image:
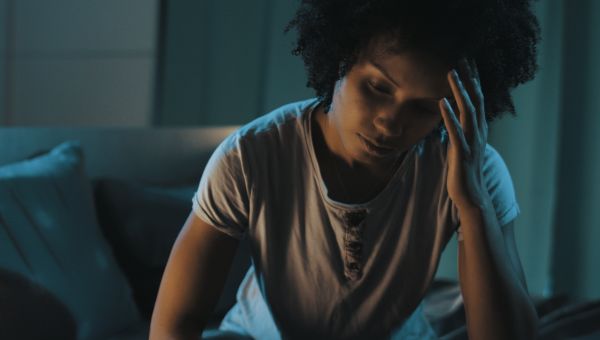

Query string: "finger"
[[469, 59, 487, 132], [459, 58, 481, 113], [439, 97, 469, 155], [469, 58, 480, 80], [448, 68, 478, 144]]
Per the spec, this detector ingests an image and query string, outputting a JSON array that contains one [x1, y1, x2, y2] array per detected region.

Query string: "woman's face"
[[324, 37, 454, 168]]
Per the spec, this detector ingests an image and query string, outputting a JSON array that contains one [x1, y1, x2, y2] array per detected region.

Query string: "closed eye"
[[367, 81, 393, 96]]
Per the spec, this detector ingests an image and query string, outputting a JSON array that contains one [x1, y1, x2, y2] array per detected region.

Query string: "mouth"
[[357, 134, 400, 158]]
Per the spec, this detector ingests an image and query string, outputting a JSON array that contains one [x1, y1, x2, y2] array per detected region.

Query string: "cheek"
[[408, 117, 443, 143], [398, 106, 442, 141], [336, 88, 377, 126], [340, 85, 387, 129]]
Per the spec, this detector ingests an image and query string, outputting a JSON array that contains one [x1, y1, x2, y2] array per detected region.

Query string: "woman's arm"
[[458, 207, 538, 340], [149, 211, 239, 340], [440, 58, 538, 339]]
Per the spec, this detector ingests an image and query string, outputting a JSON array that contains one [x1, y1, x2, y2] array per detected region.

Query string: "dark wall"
[[156, 0, 313, 126]]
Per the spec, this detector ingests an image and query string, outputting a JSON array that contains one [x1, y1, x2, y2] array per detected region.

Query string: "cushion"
[[0, 141, 141, 339], [93, 178, 195, 319], [93, 178, 252, 324]]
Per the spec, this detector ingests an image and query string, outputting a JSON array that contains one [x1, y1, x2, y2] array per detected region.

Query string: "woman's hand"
[[439, 58, 490, 212]]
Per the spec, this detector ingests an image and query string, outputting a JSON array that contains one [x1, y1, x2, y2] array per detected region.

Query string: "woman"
[[150, 0, 541, 338]]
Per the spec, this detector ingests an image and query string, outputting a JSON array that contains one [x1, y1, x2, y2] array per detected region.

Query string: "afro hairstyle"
[[285, 0, 541, 121]]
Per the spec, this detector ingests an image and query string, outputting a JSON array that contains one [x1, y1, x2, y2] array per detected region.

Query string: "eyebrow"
[[369, 59, 401, 88], [368, 59, 455, 103]]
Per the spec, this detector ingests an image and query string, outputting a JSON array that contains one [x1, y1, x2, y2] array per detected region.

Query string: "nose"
[[373, 107, 404, 137]]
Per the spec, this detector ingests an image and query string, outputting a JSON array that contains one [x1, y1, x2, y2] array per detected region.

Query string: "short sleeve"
[[192, 133, 250, 240], [456, 144, 520, 241]]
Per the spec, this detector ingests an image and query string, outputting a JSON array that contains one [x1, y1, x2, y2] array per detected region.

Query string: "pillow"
[[93, 178, 195, 268], [93, 178, 252, 323], [0, 141, 141, 339], [93, 178, 195, 319]]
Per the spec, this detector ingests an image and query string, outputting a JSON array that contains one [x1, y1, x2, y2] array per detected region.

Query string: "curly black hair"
[[284, 0, 541, 121]]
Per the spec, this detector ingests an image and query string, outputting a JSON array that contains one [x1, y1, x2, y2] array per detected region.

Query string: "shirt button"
[[348, 262, 360, 271], [345, 262, 363, 281], [347, 241, 362, 252], [343, 210, 368, 227]]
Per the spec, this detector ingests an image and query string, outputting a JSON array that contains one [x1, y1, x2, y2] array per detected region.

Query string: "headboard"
[[0, 127, 238, 184]]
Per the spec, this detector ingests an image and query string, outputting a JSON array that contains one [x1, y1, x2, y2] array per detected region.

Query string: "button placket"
[[342, 209, 368, 281]]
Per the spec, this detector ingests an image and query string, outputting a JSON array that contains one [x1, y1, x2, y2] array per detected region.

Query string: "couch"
[[0, 127, 249, 340], [1, 127, 599, 340]]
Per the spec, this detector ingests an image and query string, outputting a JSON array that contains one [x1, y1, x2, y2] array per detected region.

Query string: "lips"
[[358, 134, 400, 157]]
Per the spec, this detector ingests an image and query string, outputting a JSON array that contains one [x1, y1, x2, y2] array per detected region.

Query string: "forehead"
[[357, 36, 452, 98]]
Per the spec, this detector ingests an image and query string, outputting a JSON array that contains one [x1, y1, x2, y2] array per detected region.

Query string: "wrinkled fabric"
[[193, 98, 519, 339]]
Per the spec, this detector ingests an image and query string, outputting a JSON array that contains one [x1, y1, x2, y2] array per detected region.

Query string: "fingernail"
[[442, 97, 451, 108]]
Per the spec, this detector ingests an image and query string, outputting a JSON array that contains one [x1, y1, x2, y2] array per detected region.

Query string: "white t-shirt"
[[192, 97, 520, 339]]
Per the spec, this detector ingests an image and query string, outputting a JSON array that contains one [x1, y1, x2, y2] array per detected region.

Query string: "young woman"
[[150, 0, 541, 339]]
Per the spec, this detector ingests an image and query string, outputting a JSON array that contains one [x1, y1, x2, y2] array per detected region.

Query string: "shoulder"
[[482, 144, 513, 190], [213, 97, 319, 164], [209, 97, 318, 151], [482, 144, 520, 225], [208, 97, 319, 173], [235, 97, 319, 142]]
